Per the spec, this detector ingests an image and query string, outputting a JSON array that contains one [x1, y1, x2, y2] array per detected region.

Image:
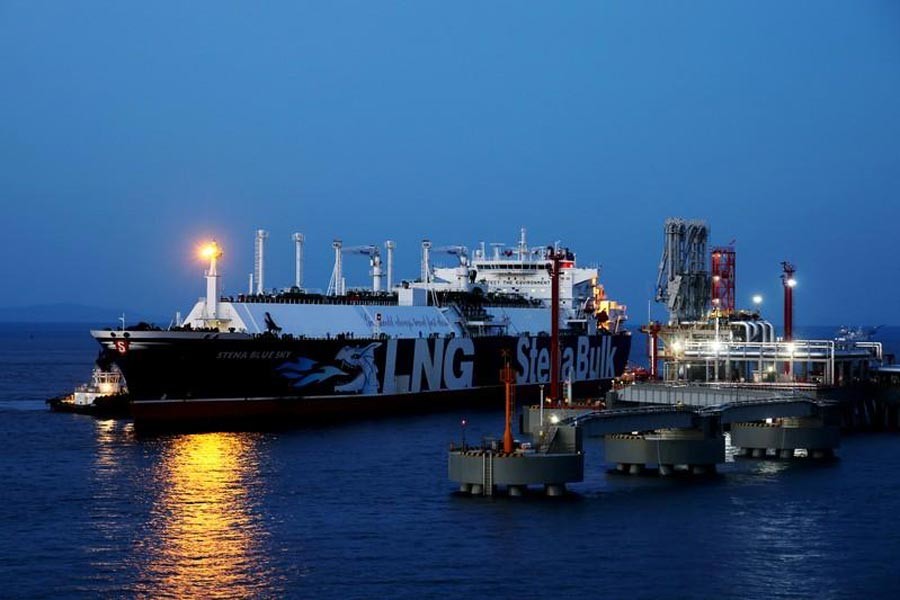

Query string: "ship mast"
[[550, 249, 562, 404], [201, 241, 223, 321], [385, 240, 395, 291], [254, 229, 268, 295], [292, 232, 305, 290], [502, 353, 515, 454]]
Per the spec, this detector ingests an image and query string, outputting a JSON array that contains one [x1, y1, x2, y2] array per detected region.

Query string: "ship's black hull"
[[95, 331, 631, 427]]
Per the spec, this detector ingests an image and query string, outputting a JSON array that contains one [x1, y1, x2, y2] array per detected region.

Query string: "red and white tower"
[[710, 245, 736, 314]]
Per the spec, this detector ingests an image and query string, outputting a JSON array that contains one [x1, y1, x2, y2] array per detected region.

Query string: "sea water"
[[1, 323, 899, 599]]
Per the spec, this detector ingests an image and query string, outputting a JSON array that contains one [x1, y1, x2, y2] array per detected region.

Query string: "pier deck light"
[[752, 294, 763, 305], [786, 278, 797, 288]]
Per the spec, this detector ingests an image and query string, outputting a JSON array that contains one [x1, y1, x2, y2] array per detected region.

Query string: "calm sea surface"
[[1, 323, 899, 599]]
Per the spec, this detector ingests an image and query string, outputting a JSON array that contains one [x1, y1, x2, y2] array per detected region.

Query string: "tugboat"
[[47, 367, 130, 417]]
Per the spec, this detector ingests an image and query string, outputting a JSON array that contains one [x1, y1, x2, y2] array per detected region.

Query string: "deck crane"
[[327, 241, 385, 295], [421, 243, 471, 289], [421, 243, 469, 274], [432, 245, 468, 266]]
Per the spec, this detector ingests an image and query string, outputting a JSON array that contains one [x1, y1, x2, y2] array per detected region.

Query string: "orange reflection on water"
[[138, 432, 270, 599]]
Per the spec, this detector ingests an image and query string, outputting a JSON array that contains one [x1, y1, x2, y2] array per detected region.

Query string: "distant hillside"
[[0, 303, 167, 325]]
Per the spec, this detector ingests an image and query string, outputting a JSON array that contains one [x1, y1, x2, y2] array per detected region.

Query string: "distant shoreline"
[[0, 303, 167, 325]]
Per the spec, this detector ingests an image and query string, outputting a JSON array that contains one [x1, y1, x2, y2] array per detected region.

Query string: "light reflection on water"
[[8, 324, 896, 599], [93, 418, 131, 469], [752, 458, 792, 477], [133, 432, 276, 599]]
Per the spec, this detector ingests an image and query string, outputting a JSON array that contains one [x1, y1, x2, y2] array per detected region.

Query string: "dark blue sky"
[[1, 1, 898, 324]]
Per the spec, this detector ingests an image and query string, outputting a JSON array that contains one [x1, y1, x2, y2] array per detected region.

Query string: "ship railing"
[[249, 329, 538, 341], [222, 291, 399, 307], [247, 326, 624, 341]]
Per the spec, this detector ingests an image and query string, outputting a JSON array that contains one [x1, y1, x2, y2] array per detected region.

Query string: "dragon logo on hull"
[[333, 343, 381, 394], [276, 342, 382, 395]]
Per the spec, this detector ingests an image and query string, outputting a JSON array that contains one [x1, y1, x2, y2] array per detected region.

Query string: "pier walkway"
[[523, 391, 829, 438], [560, 397, 824, 436], [520, 385, 840, 478]]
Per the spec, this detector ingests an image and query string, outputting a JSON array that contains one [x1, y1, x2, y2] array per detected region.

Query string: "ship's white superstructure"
[[181, 228, 627, 338], [422, 229, 594, 307]]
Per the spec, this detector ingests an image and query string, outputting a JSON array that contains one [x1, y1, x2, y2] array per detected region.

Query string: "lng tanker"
[[90, 229, 631, 426]]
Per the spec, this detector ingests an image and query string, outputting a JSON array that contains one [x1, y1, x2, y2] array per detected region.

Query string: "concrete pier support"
[[449, 430, 584, 497], [604, 429, 725, 476], [507, 485, 525, 497], [545, 484, 566, 497], [731, 417, 839, 459]]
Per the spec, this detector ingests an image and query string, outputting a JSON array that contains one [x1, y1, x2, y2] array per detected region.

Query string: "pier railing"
[[663, 339, 883, 386], [618, 383, 797, 408]]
